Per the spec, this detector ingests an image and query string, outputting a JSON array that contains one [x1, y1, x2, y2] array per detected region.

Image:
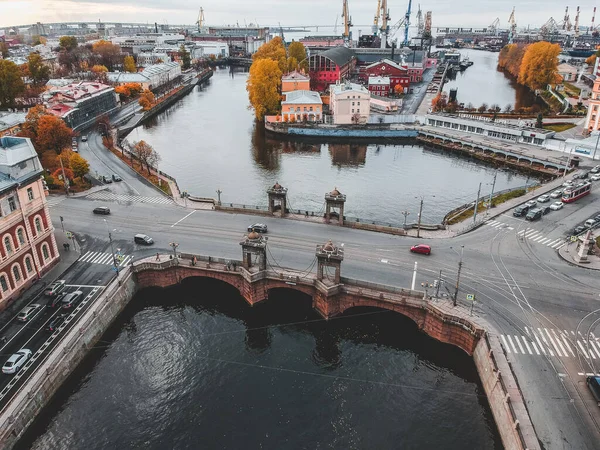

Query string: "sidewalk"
[[557, 239, 600, 270], [0, 230, 81, 329]]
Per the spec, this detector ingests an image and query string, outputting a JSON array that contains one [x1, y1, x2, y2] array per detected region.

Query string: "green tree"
[[124, 55, 136, 73], [246, 58, 282, 120], [179, 45, 191, 70], [69, 153, 90, 178], [287, 41, 308, 72], [27, 53, 50, 86], [59, 36, 78, 51], [0, 60, 25, 107]]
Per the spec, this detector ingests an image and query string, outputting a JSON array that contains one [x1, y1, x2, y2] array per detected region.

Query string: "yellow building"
[[282, 71, 310, 93], [281, 90, 323, 122]]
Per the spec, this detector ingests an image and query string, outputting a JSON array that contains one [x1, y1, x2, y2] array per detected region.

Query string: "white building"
[[110, 33, 185, 47], [190, 41, 229, 59], [136, 52, 170, 67], [140, 62, 181, 89], [106, 72, 152, 90], [329, 81, 371, 125]]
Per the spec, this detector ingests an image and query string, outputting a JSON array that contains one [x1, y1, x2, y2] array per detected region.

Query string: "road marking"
[[380, 259, 388, 264], [538, 328, 554, 356], [507, 335, 519, 353], [171, 210, 196, 228], [514, 335, 526, 353], [578, 372, 600, 376], [550, 328, 568, 357], [501, 335, 511, 353], [521, 336, 533, 355]]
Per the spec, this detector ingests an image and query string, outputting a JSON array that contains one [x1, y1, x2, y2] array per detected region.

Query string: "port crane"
[[508, 6, 516, 44], [196, 7, 205, 32], [488, 17, 500, 36], [562, 6, 572, 31], [373, 0, 381, 35], [379, 0, 390, 48], [416, 5, 424, 36], [342, 0, 352, 45], [403, 0, 412, 47], [574, 6, 580, 37]]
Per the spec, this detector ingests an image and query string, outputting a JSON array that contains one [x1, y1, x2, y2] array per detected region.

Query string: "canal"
[[128, 67, 530, 224], [17, 280, 502, 449]]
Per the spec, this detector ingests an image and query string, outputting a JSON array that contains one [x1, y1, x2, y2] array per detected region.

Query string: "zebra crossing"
[[499, 326, 600, 359], [46, 196, 67, 208], [86, 191, 174, 205], [79, 251, 133, 267], [516, 228, 566, 249], [485, 219, 514, 231]]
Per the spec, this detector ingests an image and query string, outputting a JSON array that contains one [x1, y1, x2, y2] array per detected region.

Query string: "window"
[[0, 276, 7, 292], [352, 102, 355, 106], [4, 237, 11, 255], [358, 102, 360, 106], [42, 244, 49, 260], [357, 109, 360, 113], [27, 188, 34, 201], [8, 197, 16, 212], [25, 258, 33, 274], [352, 109, 355, 113], [290, 107, 294, 112], [12, 266, 20, 282], [309, 106, 313, 112], [35, 217, 42, 233], [17, 228, 25, 246]]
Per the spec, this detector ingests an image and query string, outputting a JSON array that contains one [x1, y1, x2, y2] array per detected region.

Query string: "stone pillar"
[[240, 231, 267, 271], [267, 182, 288, 216], [324, 188, 346, 226], [316, 240, 344, 284], [574, 230, 594, 264]]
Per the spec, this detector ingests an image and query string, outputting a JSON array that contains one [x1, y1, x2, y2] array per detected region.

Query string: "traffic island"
[[557, 231, 600, 270]]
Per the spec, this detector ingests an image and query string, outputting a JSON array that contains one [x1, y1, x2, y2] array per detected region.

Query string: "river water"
[[127, 65, 530, 224], [17, 280, 502, 449]]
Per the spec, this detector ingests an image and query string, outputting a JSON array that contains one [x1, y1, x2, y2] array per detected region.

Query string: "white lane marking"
[[501, 335, 511, 353], [538, 328, 554, 356], [556, 243, 566, 249], [539, 238, 551, 244], [550, 328, 568, 357], [561, 334, 576, 357], [545, 328, 564, 357], [521, 337, 533, 355], [577, 341, 590, 359], [514, 335, 526, 354], [507, 227, 514, 230], [507, 335, 519, 353], [171, 210, 196, 228], [530, 340, 540, 355]]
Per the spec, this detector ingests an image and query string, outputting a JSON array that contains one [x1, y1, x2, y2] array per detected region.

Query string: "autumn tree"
[[92, 40, 122, 70], [123, 55, 136, 73], [91, 64, 108, 82], [246, 58, 282, 120], [70, 153, 90, 178], [115, 82, 142, 99], [59, 36, 78, 52], [0, 60, 26, 107], [132, 140, 160, 174], [179, 45, 191, 70], [498, 43, 526, 79], [253, 36, 287, 73], [0, 42, 8, 58], [52, 167, 74, 182], [20, 105, 47, 139], [518, 42, 562, 90], [287, 41, 308, 72], [27, 53, 50, 86], [286, 56, 298, 73], [35, 115, 73, 155], [138, 89, 155, 110]]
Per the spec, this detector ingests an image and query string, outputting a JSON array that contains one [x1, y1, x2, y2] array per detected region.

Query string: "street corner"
[[557, 235, 600, 270]]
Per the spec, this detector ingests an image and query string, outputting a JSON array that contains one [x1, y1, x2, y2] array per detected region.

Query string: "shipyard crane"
[[416, 5, 424, 36], [540, 17, 560, 37], [508, 6, 516, 44], [488, 17, 500, 36], [373, 0, 381, 35], [342, 0, 352, 44], [278, 21, 285, 42], [196, 7, 205, 32], [592, 7, 597, 33], [562, 6, 571, 31], [574, 6, 580, 37], [424, 11, 432, 36], [334, 15, 339, 34], [380, 0, 390, 48], [403, 0, 412, 47]]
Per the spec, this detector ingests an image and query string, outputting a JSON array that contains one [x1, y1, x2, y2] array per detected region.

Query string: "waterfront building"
[[329, 81, 371, 124], [300, 35, 345, 49], [107, 72, 152, 90], [45, 81, 117, 129], [0, 112, 27, 137], [140, 62, 182, 89], [362, 59, 410, 93], [282, 71, 310, 93], [584, 59, 600, 133], [281, 90, 323, 122], [368, 76, 391, 97], [110, 33, 184, 55], [0, 137, 59, 310], [190, 41, 229, 59], [308, 47, 356, 92]]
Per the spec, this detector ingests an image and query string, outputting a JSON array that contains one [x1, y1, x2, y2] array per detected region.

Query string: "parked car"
[[594, 214, 600, 223], [587, 376, 600, 405], [537, 194, 551, 203], [44, 280, 66, 297], [563, 180, 574, 188], [584, 219, 597, 229], [513, 205, 530, 217], [539, 206, 551, 215], [410, 244, 431, 255], [61, 291, 83, 309], [81, 135, 88, 142], [525, 200, 537, 208], [101, 175, 113, 184], [2, 349, 32, 374], [46, 314, 67, 332], [591, 174, 600, 181], [550, 201, 563, 211], [46, 293, 65, 308], [17, 304, 41, 322], [573, 225, 587, 234], [550, 189, 563, 199], [525, 208, 543, 221], [112, 174, 122, 182], [93, 206, 111, 215], [591, 165, 600, 174], [247, 223, 268, 233], [134, 234, 154, 245]]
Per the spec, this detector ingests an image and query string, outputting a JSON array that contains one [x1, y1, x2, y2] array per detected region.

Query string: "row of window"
[[1, 215, 46, 259], [429, 119, 545, 146], [0, 244, 51, 294], [289, 106, 320, 113]]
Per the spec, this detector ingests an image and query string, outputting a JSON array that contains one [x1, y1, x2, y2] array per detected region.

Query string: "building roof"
[[141, 61, 180, 77], [558, 63, 578, 73], [0, 137, 43, 192], [365, 58, 407, 71], [330, 81, 369, 95], [49, 81, 113, 101], [46, 103, 74, 118], [46, 78, 75, 88], [282, 70, 310, 82], [0, 112, 27, 133], [107, 72, 150, 84], [368, 76, 391, 85], [313, 46, 355, 67], [282, 90, 323, 105]]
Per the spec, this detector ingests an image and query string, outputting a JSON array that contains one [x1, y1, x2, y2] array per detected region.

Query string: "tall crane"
[[424, 11, 432, 36], [342, 0, 352, 45], [403, 0, 412, 47], [508, 7, 516, 44], [373, 0, 381, 35], [574, 6, 580, 37], [196, 7, 205, 32], [489, 18, 499, 36], [592, 7, 597, 33], [380, 0, 390, 48], [416, 5, 424, 36], [562, 6, 571, 31]]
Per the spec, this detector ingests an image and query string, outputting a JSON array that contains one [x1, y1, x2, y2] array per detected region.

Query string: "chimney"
[[155, 22, 158, 33]]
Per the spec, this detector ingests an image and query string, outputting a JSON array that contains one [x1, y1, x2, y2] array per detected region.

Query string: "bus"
[[562, 181, 591, 203]]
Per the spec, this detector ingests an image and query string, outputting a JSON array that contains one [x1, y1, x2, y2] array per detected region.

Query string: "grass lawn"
[[563, 82, 582, 96], [543, 123, 577, 132]]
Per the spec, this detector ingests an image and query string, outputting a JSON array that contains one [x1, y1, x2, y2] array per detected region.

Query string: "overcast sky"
[[2, 0, 599, 31]]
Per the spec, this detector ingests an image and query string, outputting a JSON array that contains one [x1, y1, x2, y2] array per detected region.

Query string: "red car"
[[410, 244, 431, 255]]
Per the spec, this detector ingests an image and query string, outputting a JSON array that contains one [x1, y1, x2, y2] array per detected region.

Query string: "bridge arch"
[[338, 298, 426, 329]]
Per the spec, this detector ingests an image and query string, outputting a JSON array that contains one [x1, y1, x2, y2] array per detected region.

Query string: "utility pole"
[[104, 219, 119, 275], [593, 131, 600, 161], [487, 172, 497, 213], [59, 156, 69, 196], [416, 198, 424, 238], [453, 245, 464, 306], [473, 182, 482, 224]]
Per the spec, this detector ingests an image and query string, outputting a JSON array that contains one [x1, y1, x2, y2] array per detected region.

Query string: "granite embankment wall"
[[0, 271, 136, 450]]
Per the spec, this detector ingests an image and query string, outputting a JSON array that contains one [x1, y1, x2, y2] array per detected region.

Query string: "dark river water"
[[18, 279, 502, 449], [127, 66, 530, 224]]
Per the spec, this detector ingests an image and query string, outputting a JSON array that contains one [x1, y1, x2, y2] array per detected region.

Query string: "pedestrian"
[[63, 243, 68, 251], [66, 243, 70, 251], [155, 252, 160, 261]]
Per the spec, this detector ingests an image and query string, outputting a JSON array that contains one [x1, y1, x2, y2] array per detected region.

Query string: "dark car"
[[587, 376, 600, 405], [540, 205, 551, 215], [46, 293, 65, 308], [112, 174, 122, 182], [93, 207, 111, 215], [247, 223, 268, 233], [46, 314, 67, 332], [410, 244, 431, 255], [525, 208, 543, 221], [513, 205, 530, 217], [573, 225, 587, 235], [134, 234, 154, 245], [101, 175, 113, 184], [62, 291, 83, 309], [81, 135, 88, 142]]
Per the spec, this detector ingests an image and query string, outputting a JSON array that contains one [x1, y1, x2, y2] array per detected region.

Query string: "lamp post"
[[486, 172, 498, 213], [421, 281, 434, 300], [401, 210, 410, 228], [415, 195, 435, 238], [103, 219, 119, 274], [450, 245, 464, 307], [169, 242, 179, 262]]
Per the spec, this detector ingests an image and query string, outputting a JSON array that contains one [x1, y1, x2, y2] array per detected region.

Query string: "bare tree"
[[504, 104, 513, 113]]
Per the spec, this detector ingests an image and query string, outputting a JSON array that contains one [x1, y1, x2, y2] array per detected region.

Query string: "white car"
[[591, 174, 600, 181], [537, 194, 551, 203], [2, 349, 32, 374], [550, 201, 563, 210], [562, 180, 574, 188], [550, 189, 563, 199]]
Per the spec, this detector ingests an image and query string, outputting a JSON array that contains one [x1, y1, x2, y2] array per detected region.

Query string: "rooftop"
[[46, 103, 74, 118], [141, 61, 181, 77], [282, 90, 323, 105], [312, 46, 355, 67], [365, 58, 407, 71], [368, 76, 391, 85], [49, 81, 113, 101], [0, 137, 42, 191], [282, 70, 310, 82], [330, 81, 369, 95], [0, 112, 27, 132], [107, 72, 151, 84]]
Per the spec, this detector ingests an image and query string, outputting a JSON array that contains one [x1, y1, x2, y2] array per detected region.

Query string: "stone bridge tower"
[[240, 231, 267, 271], [325, 188, 346, 225], [316, 240, 344, 284], [267, 182, 288, 216]]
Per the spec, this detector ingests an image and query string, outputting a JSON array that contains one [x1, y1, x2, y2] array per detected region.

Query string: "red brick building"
[[368, 76, 391, 97], [361, 59, 410, 94], [0, 137, 59, 309], [308, 47, 356, 92]]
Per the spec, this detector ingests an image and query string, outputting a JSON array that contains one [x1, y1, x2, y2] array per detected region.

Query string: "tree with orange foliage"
[[138, 89, 155, 110], [52, 167, 74, 182], [246, 58, 282, 120], [36, 115, 73, 155], [92, 40, 122, 70], [252, 36, 287, 73], [498, 44, 526, 78], [518, 42, 561, 90], [115, 82, 143, 99]]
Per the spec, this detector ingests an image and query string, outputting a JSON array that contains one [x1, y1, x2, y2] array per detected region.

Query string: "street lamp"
[[449, 245, 464, 307], [486, 171, 498, 214], [103, 219, 119, 274], [169, 242, 179, 261], [401, 210, 410, 228], [415, 195, 435, 238], [421, 281, 434, 300]]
